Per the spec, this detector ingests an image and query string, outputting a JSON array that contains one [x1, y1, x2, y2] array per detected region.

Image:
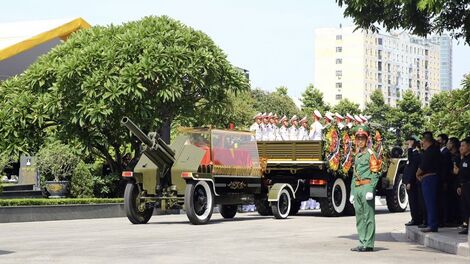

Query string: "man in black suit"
[[403, 136, 423, 226], [437, 134, 453, 226]]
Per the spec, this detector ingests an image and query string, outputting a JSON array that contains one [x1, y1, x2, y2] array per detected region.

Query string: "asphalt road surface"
[[0, 206, 467, 264]]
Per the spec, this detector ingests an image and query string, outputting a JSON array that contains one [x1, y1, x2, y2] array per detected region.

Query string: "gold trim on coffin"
[[212, 165, 263, 177]]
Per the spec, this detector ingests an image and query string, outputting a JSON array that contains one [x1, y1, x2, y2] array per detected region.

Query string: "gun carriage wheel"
[[124, 183, 154, 224]]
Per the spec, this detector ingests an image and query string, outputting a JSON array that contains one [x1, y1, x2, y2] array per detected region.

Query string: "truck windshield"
[[211, 130, 260, 168]]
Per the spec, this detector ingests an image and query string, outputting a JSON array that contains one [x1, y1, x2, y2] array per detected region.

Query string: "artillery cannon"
[[121, 117, 294, 225]]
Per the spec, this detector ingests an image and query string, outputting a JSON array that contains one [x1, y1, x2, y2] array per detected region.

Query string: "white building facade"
[[314, 26, 444, 108]]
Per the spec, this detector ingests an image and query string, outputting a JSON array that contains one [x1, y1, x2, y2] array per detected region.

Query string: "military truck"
[[121, 117, 296, 225], [257, 140, 408, 217]]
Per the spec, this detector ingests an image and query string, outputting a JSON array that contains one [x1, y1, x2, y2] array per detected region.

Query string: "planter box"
[[0, 203, 182, 223]]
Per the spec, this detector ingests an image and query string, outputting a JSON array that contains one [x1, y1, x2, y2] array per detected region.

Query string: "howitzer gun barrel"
[[121, 117, 153, 147]]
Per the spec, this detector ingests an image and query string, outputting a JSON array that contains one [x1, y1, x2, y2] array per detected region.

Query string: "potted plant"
[[36, 142, 80, 198]]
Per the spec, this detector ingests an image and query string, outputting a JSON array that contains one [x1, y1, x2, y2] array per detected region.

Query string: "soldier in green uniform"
[[349, 125, 382, 252]]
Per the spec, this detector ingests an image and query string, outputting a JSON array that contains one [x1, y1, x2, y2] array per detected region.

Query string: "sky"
[[1, 0, 469, 99]]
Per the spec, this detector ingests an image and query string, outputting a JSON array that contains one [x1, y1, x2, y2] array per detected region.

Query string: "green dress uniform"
[[351, 125, 382, 251]]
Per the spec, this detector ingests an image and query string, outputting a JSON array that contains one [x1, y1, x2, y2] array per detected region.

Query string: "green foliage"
[[70, 161, 94, 198], [301, 84, 330, 114], [0, 198, 123, 207], [92, 173, 121, 198], [336, 0, 470, 44], [251, 88, 301, 118], [0, 16, 249, 173], [36, 142, 80, 182], [365, 89, 391, 126], [331, 99, 361, 115], [426, 75, 470, 138], [387, 90, 425, 144]]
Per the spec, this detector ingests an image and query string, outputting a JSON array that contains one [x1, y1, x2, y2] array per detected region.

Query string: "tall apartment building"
[[314, 26, 445, 108], [429, 35, 452, 91]]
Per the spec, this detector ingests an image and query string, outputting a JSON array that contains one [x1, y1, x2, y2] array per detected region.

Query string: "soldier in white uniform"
[[354, 114, 363, 125], [278, 115, 289, 141], [268, 113, 277, 141], [346, 113, 354, 129], [309, 110, 324, 140], [272, 114, 280, 140], [249, 113, 263, 141], [324, 112, 334, 128], [288, 115, 299, 140], [335, 113, 345, 130], [298, 116, 309, 140], [261, 113, 273, 141], [359, 114, 369, 124]]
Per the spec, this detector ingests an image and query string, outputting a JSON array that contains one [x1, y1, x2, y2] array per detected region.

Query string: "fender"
[[268, 183, 296, 202], [181, 173, 220, 196], [386, 158, 407, 188]]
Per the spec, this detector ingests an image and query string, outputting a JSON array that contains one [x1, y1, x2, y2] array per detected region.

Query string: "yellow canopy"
[[0, 18, 91, 61]]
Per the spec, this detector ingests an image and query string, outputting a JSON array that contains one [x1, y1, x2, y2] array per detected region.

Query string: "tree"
[[331, 99, 361, 116], [300, 84, 330, 114], [0, 16, 249, 173], [426, 74, 470, 138], [364, 89, 391, 126], [336, 0, 470, 45], [387, 90, 425, 144], [251, 88, 301, 118]]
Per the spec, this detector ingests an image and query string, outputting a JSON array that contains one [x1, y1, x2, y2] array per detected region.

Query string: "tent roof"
[[0, 17, 91, 61]]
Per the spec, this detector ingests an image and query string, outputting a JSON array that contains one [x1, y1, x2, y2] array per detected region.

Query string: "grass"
[[0, 198, 124, 207]]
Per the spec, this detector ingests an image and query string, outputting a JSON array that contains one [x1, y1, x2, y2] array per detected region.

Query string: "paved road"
[[0, 206, 467, 264]]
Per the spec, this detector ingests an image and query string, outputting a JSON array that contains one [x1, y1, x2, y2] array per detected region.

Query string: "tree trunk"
[[158, 118, 172, 144]]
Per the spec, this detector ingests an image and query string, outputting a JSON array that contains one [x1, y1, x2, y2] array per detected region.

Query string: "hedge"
[[0, 198, 123, 207]]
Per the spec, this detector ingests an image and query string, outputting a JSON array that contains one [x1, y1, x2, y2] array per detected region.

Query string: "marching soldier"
[[298, 116, 309, 140], [288, 115, 299, 140], [278, 115, 289, 141], [346, 114, 354, 129], [309, 110, 324, 140], [249, 113, 263, 141], [335, 113, 345, 130], [350, 125, 381, 252]]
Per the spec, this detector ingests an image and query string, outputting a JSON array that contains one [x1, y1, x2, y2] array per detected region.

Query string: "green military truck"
[[257, 140, 408, 217]]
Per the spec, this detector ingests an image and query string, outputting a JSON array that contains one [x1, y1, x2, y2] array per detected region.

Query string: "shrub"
[[0, 198, 123, 206], [70, 161, 94, 198], [92, 173, 121, 198], [36, 142, 80, 182]]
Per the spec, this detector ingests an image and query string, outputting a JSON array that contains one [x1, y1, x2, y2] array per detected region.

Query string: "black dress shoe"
[[420, 227, 438, 233], [350, 246, 362, 252], [405, 220, 418, 226], [360, 247, 374, 252], [458, 229, 468, 235], [418, 224, 427, 228]]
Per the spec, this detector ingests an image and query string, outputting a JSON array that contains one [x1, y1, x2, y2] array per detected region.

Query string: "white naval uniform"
[[298, 126, 309, 140], [261, 123, 272, 141], [249, 123, 262, 141], [288, 126, 299, 140], [272, 125, 280, 141], [347, 122, 353, 129], [309, 121, 324, 140], [267, 124, 277, 141], [278, 126, 289, 140], [338, 122, 345, 130]]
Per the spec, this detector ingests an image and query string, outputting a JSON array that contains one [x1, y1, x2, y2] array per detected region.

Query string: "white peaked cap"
[[325, 112, 334, 121], [354, 114, 363, 123], [273, 113, 279, 118], [300, 116, 308, 123], [268, 112, 273, 117], [359, 114, 368, 122], [279, 115, 287, 122], [253, 112, 262, 119], [290, 115, 298, 123], [346, 113, 354, 120], [313, 110, 322, 118], [365, 115, 372, 120], [262, 112, 268, 118], [335, 112, 344, 120]]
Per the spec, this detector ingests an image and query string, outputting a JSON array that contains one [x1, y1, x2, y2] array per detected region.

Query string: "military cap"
[[359, 114, 368, 122], [273, 113, 278, 119], [300, 116, 308, 123], [279, 115, 287, 122], [267, 112, 273, 118], [335, 112, 344, 120], [355, 125, 370, 137], [253, 113, 262, 120], [290, 115, 298, 123], [346, 113, 354, 120], [325, 112, 334, 121], [313, 110, 322, 119], [353, 114, 363, 123]]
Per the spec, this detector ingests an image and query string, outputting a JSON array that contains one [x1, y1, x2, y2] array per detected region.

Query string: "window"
[[335, 82, 342, 88], [408, 79, 412, 88], [425, 49, 429, 56], [336, 47, 342, 52], [378, 50, 382, 60], [336, 35, 342, 40], [336, 70, 342, 77], [336, 94, 342, 100], [336, 58, 342, 64], [378, 61, 382, 71], [378, 73, 382, 83], [387, 63, 391, 73], [378, 84, 382, 90], [377, 38, 383, 45]]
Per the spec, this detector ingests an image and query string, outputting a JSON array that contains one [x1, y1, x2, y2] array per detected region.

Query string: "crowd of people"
[[403, 132, 470, 234]]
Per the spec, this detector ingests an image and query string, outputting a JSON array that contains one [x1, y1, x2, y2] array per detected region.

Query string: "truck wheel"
[[386, 173, 408, 212], [289, 200, 301, 215], [272, 188, 291, 219], [255, 199, 273, 216], [185, 180, 214, 225], [219, 205, 237, 219], [320, 177, 347, 217], [124, 182, 153, 224]]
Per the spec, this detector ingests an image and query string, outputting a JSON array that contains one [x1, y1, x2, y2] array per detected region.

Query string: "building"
[[429, 35, 452, 91], [314, 26, 445, 108], [0, 18, 91, 81]]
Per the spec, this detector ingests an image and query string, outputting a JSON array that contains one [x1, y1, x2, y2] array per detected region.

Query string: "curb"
[[0, 204, 182, 223], [405, 226, 469, 257]]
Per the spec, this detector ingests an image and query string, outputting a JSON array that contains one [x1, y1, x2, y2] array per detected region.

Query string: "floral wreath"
[[339, 129, 353, 176], [323, 124, 341, 173]]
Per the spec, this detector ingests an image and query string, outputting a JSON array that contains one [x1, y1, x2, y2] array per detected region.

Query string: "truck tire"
[[219, 205, 237, 219], [271, 188, 291, 219], [124, 183, 153, 224], [320, 177, 347, 217], [185, 180, 214, 225], [386, 173, 408, 212], [289, 199, 301, 215], [255, 199, 273, 216]]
